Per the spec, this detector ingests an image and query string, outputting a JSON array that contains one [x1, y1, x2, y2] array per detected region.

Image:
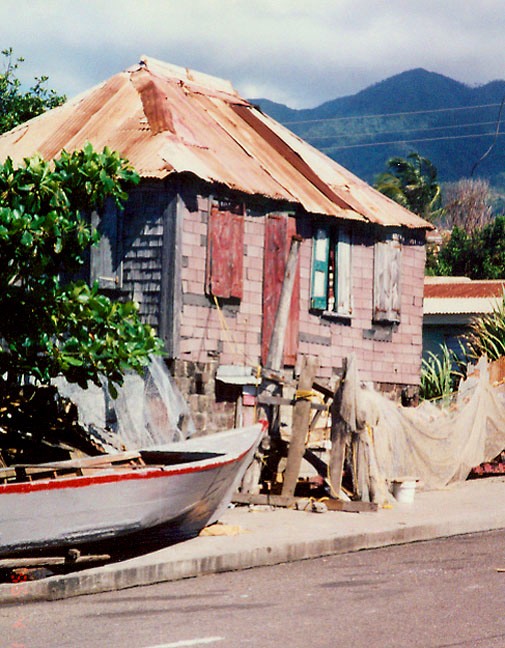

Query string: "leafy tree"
[[0, 47, 66, 134], [430, 216, 505, 279], [374, 152, 442, 221], [0, 144, 163, 397]]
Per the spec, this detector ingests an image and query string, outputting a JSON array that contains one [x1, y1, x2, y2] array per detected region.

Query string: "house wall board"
[[115, 182, 426, 433]]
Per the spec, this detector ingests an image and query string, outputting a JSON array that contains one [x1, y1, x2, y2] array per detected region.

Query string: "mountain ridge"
[[250, 68, 505, 194]]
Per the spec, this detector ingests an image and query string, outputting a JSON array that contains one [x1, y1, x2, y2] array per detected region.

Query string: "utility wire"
[[318, 131, 505, 151], [305, 120, 500, 142], [471, 94, 505, 176], [282, 102, 504, 126]]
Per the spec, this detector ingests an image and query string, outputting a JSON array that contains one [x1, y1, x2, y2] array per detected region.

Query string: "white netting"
[[54, 355, 194, 450], [336, 354, 505, 503]]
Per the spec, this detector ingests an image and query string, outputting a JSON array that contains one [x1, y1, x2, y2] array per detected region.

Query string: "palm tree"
[[374, 152, 441, 222]]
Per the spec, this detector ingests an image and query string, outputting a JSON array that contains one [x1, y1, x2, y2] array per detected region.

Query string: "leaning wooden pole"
[[260, 234, 303, 436], [241, 235, 302, 495], [265, 235, 303, 372]]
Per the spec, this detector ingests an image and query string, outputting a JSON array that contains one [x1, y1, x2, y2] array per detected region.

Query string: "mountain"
[[251, 69, 505, 195]]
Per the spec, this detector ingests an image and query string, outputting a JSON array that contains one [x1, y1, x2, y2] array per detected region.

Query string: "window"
[[310, 225, 351, 315], [206, 200, 244, 299], [90, 199, 123, 290], [373, 229, 401, 323]]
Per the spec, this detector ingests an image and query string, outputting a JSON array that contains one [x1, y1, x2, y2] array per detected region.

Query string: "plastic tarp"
[[337, 355, 505, 504]]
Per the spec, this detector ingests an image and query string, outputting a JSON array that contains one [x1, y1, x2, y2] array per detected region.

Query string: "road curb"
[[2, 509, 505, 604]]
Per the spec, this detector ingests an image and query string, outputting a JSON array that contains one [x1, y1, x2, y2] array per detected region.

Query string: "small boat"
[[0, 423, 265, 557]]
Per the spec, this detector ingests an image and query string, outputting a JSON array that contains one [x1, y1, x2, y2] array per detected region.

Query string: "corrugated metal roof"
[[424, 278, 505, 316], [424, 278, 505, 299], [0, 56, 431, 230]]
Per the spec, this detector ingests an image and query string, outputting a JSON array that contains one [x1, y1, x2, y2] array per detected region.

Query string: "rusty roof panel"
[[0, 55, 431, 229], [424, 278, 505, 299], [254, 109, 428, 228]]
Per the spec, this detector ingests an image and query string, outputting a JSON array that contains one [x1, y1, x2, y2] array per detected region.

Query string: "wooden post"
[[265, 235, 303, 372], [281, 355, 319, 497], [328, 360, 349, 498], [241, 235, 302, 495]]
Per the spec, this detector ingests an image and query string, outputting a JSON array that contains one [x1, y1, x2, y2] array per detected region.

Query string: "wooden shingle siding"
[[121, 183, 169, 330]]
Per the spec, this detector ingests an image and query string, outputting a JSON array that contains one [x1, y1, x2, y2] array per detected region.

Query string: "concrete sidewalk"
[[2, 476, 505, 604]]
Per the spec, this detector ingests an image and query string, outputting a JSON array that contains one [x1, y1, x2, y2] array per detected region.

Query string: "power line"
[[471, 94, 505, 176], [305, 119, 500, 142], [319, 131, 505, 151], [283, 102, 504, 126]]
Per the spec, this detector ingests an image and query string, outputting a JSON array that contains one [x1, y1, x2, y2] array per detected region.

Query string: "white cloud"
[[1, 0, 504, 108]]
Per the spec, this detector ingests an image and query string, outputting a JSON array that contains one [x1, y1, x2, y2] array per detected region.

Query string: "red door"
[[262, 214, 300, 366]]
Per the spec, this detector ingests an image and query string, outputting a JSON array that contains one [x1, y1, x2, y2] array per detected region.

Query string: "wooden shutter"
[[311, 227, 330, 310], [336, 228, 352, 316], [373, 231, 401, 323], [262, 214, 300, 366], [90, 200, 122, 290], [206, 206, 244, 299], [230, 212, 244, 299]]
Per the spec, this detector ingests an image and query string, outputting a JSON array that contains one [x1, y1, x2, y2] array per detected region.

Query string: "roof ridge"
[[132, 55, 239, 99]]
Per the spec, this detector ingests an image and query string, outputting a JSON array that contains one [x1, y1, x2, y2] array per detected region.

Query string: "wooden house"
[[0, 56, 432, 433]]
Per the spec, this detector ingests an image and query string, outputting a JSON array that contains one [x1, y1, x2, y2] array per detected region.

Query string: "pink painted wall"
[[177, 195, 425, 388]]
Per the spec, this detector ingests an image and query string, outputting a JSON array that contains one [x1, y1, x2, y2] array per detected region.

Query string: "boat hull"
[[0, 424, 264, 557]]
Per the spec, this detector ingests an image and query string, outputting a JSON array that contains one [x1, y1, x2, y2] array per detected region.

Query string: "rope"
[[212, 294, 263, 423], [212, 294, 261, 370]]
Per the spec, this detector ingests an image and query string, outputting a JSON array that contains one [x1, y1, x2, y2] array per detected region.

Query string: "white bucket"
[[392, 479, 417, 504]]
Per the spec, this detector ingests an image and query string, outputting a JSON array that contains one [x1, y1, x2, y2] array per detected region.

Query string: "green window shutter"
[[311, 227, 329, 310]]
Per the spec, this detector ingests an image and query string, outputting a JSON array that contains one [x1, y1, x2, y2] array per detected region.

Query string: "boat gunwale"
[[0, 445, 253, 495]]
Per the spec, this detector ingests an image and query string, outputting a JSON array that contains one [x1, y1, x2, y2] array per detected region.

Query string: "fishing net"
[[336, 354, 505, 504], [55, 355, 194, 451]]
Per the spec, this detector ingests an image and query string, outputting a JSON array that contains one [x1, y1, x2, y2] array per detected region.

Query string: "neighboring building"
[[423, 277, 505, 358], [0, 56, 431, 433]]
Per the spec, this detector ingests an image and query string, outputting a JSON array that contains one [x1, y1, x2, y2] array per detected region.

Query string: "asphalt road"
[[3, 529, 505, 648]]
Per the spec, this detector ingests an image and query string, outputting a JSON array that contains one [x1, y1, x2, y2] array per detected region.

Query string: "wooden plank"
[[373, 231, 401, 323], [232, 492, 297, 507], [232, 492, 376, 512], [242, 232, 301, 494], [257, 394, 327, 410], [260, 368, 289, 384], [328, 366, 347, 498], [206, 203, 245, 300], [284, 216, 300, 366], [313, 380, 337, 399], [281, 355, 319, 497], [0, 451, 142, 479], [323, 499, 378, 513], [264, 234, 302, 371], [0, 554, 111, 569], [160, 190, 181, 357]]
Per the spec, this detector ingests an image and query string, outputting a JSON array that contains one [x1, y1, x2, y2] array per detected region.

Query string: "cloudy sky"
[[2, 0, 504, 109]]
